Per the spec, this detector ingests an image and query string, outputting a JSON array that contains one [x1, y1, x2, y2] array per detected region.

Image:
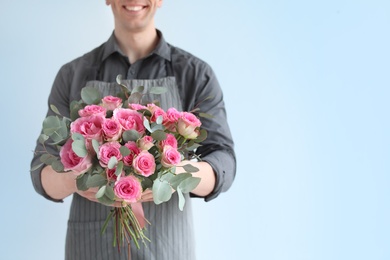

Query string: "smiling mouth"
[[124, 5, 147, 12]]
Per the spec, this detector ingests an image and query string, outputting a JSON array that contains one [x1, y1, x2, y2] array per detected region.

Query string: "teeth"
[[125, 6, 143, 11]]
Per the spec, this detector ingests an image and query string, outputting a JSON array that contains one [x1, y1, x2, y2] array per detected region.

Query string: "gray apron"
[[65, 61, 196, 260]]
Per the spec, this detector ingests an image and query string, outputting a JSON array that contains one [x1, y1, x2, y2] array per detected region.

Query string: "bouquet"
[[32, 75, 208, 250]]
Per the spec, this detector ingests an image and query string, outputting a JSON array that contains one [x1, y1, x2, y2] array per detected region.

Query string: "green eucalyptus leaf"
[[195, 129, 207, 143], [97, 195, 115, 206], [108, 156, 118, 169], [115, 161, 124, 176], [177, 187, 186, 211], [160, 172, 175, 183], [128, 92, 142, 104], [151, 123, 165, 132], [182, 164, 199, 173], [149, 86, 167, 95], [81, 86, 102, 105], [116, 74, 123, 85], [153, 179, 172, 204], [122, 130, 140, 142], [51, 160, 64, 172], [143, 118, 152, 132], [131, 85, 144, 94], [30, 163, 44, 172], [50, 104, 61, 116], [42, 116, 62, 136], [120, 146, 130, 156], [40, 154, 57, 165], [156, 115, 163, 125], [86, 174, 107, 188], [104, 185, 116, 200], [96, 185, 106, 199], [178, 176, 201, 193], [72, 139, 87, 157], [151, 130, 166, 141], [92, 139, 100, 155], [199, 112, 214, 119], [72, 133, 85, 141], [141, 177, 153, 190], [185, 143, 201, 151], [70, 100, 83, 121], [76, 174, 89, 191], [170, 172, 192, 190], [38, 134, 49, 144]]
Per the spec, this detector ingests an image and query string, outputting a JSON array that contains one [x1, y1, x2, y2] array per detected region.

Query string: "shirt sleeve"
[[30, 64, 72, 203], [179, 60, 237, 202]]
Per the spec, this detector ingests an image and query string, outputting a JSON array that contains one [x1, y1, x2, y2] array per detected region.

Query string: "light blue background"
[[1, 1, 389, 259]]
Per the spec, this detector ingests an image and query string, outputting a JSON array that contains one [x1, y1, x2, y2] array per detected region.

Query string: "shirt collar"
[[102, 29, 171, 62]]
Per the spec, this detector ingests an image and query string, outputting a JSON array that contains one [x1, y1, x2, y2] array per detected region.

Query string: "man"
[[31, 1, 236, 259]]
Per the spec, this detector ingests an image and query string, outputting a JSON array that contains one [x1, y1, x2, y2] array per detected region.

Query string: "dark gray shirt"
[[31, 30, 236, 259]]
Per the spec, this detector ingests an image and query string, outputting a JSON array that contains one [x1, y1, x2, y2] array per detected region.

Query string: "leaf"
[[131, 85, 144, 94], [170, 173, 192, 190], [177, 187, 186, 211], [38, 134, 49, 144], [70, 100, 83, 121], [40, 154, 57, 165], [156, 115, 163, 125], [72, 133, 85, 141], [151, 122, 165, 132], [182, 164, 199, 173], [42, 116, 62, 136], [153, 179, 172, 204], [72, 139, 87, 157], [199, 112, 214, 119], [51, 160, 64, 172], [178, 176, 201, 193], [160, 172, 175, 183], [149, 86, 167, 95], [195, 129, 208, 143], [97, 194, 115, 206], [30, 163, 43, 172], [76, 174, 89, 191], [86, 174, 107, 188], [108, 156, 118, 169], [120, 146, 130, 157], [128, 92, 142, 104], [104, 185, 116, 200], [115, 161, 124, 176], [92, 139, 100, 155], [143, 118, 152, 132], [122, 130, 140, 142], [151, 130, 166, 141], [116, 74, 123, 85], [50, 104, 61, 116], [81, 86, 101, 105], [96, 185, 106, 199]]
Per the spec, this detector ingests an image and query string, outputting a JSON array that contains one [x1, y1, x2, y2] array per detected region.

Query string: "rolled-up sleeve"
[[183, 61, 236, 201]]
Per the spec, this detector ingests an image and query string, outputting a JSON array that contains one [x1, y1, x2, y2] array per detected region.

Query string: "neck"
[[114, 26, 159, 64]]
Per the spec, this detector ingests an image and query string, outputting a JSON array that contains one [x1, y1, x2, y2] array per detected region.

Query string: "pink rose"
[[102, 96, 123, 110], [102, 118, 122, 141], [123, 141, 141, 166], [129, 103, 147, 111], [114, 175, 142, 203], [164, 107, 181, 132], [138, 136, 154, 150], [159, 133, 178, 149], [106, 167, 124, 182], [98, 142, 123, 167], [113, 108, 145, 134], [133, 150, 156, 177], [147, 103, 167, 123], [60, 139, 92, 176], [78, 105, 107, 117], [177, 112, 201, 139], [70, 115, 105, 142], [161, 145, 181, 168]]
